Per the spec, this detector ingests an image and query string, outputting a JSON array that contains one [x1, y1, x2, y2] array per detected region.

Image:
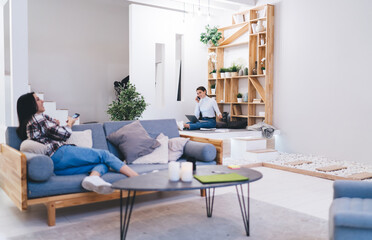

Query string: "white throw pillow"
[[65, 130, 93, 148], [20, 140, 48, 155], [168, 137, 189, 161], [132, 133, 169, 164]]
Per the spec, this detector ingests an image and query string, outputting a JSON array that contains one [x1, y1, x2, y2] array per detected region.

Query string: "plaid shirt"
[[26, 113, 72, 156]]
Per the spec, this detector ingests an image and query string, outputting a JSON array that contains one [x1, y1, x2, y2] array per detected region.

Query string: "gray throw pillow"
[[106, 121, 160, 163]]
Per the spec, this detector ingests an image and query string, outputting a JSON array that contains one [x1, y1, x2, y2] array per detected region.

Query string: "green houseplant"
[[107, 82, 148, 121], [237, 93, 243, 103], [200, 25, 222, 47], [210, 83, 216, 95], [220, 68, 226, 78]]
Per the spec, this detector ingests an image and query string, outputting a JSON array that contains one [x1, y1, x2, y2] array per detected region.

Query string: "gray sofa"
[[330, 180, 372, 240], [1, 119, 218, 225]]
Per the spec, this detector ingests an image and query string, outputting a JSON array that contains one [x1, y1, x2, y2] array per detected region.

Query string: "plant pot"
[[225, 72, 231, 78], [263, 70, 266, 75], [211, 89, 216, 95], [231, 72, 238, 77], [220, 73, 225, 78], [212, 73, 217, 78], [237, 98, 242, 103]]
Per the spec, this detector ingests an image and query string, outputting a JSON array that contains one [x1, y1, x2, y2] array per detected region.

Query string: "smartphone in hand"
[[72, 113, 80, 119]]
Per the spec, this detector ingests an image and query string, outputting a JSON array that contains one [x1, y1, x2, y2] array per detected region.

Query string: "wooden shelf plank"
[[232, 75, 249, 78], [232, 115, 248, 118], [250, 17, 267, 22], [248, 102, 265, 105], [219, 23, 249, 46], [258, 45, 266, 48], [249, 115, 265, 118], [232, 102, 248, 104], [215, 41, 249, 49], [249, 74, 265, 78], [249, 77, 266, 102], [218, 22, 249, 31]]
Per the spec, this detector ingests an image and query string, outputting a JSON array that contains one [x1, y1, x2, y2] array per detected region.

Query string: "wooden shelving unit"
[[207, 4, 274, 127]]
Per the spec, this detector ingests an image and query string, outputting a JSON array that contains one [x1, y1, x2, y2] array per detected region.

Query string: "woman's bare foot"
[[184, 123, 190, 129]]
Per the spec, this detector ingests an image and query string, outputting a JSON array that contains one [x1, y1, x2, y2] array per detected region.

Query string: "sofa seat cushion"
[[27, 159, 216, 198], [331, 197, 372, 229]]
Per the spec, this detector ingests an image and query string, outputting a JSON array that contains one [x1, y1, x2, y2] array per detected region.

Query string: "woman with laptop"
[[183, 86, 222, 130]]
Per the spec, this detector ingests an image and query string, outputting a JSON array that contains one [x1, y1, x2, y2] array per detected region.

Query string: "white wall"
[[130, 4, 231, 122], [28, 0, 129, 123], [254, 0, 372, 164]]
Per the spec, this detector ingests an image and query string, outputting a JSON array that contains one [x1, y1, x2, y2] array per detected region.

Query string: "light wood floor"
[[0, 166, 333, 239]]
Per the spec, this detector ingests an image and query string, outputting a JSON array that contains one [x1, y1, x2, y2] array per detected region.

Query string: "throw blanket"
[[247, 122, 276, 138]]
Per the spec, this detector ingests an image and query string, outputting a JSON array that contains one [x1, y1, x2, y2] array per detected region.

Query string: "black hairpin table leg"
[[205, 187, 215, 217], [236, 184, 250, 236], [120, 190, 136, 240]]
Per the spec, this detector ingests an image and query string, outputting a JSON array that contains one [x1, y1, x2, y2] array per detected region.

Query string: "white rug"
[[10, 193, 328, 240]]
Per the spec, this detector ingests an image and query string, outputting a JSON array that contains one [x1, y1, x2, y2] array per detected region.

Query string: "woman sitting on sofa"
[[16, 92, 138, 194], [183, 86, 222, 130]]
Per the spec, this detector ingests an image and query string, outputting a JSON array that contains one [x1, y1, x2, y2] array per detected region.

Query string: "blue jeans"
[[187, 118, 216, 130], [51, 145, 125, 176]]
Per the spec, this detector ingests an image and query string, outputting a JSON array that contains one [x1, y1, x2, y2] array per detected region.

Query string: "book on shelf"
[[252, 98, 262, 103]]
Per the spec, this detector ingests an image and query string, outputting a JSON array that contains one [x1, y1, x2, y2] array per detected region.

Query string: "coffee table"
[[112, 165, 262, 239]]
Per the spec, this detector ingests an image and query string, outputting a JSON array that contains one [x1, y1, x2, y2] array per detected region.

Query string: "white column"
[[0, 0, 8, 143], [9, 0, 29, 126]]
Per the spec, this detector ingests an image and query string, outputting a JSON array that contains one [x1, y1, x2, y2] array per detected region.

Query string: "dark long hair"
[[16, 92, 38, 140], [196, 86, 208, 96]]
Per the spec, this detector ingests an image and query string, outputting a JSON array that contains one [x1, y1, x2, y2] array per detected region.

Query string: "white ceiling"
[[127, 0, 256, 14]]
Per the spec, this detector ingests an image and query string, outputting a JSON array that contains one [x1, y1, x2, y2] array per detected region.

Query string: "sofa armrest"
[[0, 144, 28, 211], [183, 141, 216, 162], [180, 134, 223, 165], [334, 180, 372, 199]]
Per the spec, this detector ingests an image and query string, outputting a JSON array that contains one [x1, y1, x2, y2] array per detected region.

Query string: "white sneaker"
[[82, 176, 113, 194], [177, 121, 184, 131]]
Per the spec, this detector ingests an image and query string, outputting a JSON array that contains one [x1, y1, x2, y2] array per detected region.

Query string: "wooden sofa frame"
[[0, 136, 223, 226]]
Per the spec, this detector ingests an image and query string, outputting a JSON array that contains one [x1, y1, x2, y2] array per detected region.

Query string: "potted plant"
[[107, 82, 148, 120], [210, 83, 216, 95], [225, 68, 231, 78], [230, 64, 241, 77], [210, 69, 217, 79], [200, 25, 222, 47], [261, 58, 266, 75], [219, 68, 225, 78], [237, 93, 243, 103]]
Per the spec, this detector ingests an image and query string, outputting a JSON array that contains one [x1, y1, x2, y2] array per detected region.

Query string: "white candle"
[[181, 162, 193, 182], [168, 162, 180, 182]]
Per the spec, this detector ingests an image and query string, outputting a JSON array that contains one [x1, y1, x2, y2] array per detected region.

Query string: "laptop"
[[185, 115, 199, 123]]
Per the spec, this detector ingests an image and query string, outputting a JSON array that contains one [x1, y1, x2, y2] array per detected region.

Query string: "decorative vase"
[[225, 72, 231, 78], [239, 69, 244, 76], [256, 20, 265, 33], [244, 67, 249, 75], [243, 93, 248, 102], [211, 89, 216, 95], [252, 61, 258, 75], [220, 73, 225, 78], [212, 73, 217, 78], [237, 98, 242, 103]]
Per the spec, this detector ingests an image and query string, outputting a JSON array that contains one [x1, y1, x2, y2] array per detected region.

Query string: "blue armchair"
[[330, 180, 372, 240]]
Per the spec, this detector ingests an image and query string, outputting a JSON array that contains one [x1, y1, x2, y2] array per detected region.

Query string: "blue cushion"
[[183, 141, 216, 162], [25, 153, 54, 182], [5, 127, 22, 150], [331, 198, 372, 229], [72, 124, 108, 150], [103, 119, 180, 159]]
